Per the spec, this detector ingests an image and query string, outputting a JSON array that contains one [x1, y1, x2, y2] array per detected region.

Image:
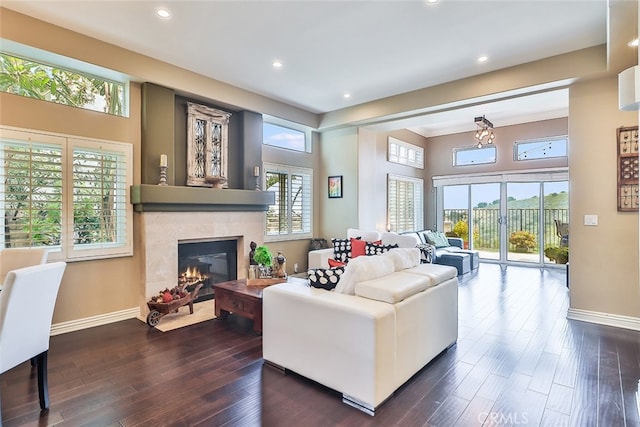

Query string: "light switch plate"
[[584, 214, 598, 226]]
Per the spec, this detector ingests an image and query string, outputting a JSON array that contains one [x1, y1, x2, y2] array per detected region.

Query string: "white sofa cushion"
[[355, 271, 431, 304], [334, 254, 395, 295], [382, 248, 421, 271], [403, 263, 458, 284], [381, 232, 419, 249], [347, 228, 382, 242]]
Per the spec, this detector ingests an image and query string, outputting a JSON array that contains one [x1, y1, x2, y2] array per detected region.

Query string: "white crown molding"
[[51, 307, 139, 336], [567, 308, 640, 332]]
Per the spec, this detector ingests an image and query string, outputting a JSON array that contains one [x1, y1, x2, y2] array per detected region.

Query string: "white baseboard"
[[567, 308, 640, 331], [51, 307, 140, 336]]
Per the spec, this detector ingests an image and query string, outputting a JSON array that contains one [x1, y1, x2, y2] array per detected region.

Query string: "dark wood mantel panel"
[[130, 184, 274, 212]]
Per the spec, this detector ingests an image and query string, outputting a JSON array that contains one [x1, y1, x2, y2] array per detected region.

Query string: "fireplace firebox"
[[178, 239, 237, 302]]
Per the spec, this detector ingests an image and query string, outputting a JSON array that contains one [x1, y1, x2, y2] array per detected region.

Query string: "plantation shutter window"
[[388, 174, 424, 233], [0, 127, 133, 261], [291, 173, 311, 234], [0, 136, 63, 249], [69, 140, 131, 259], [266, 171, 289, 236], [264, 163, 312, 241]]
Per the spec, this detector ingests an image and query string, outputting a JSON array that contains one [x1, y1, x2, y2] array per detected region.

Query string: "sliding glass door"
[[438, 176, 568, 266], [507, 182, 540, 263], [443, 183, 501, 260], [543, 181, 569, 264], [471, 183, 501, 260]]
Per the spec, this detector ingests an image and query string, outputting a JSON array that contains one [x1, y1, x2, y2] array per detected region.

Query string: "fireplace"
[[138, 211, 265, 320], [178, 239, 238, 302]]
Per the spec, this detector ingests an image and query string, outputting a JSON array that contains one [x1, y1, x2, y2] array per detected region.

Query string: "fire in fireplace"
[[178, 239, 237, 302]]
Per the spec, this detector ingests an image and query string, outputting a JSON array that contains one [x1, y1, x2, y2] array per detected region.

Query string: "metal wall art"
[[186, 102, 231, 187]]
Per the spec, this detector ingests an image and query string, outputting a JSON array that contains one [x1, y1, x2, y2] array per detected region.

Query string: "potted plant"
[[452, 220, 469, 248], [509, 230, 536, 253], [544, 246, 569, 264], [253, 245, 273, 278]]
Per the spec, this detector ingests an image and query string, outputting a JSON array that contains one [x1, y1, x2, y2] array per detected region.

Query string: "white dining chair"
[[0, 262, 66, 420]]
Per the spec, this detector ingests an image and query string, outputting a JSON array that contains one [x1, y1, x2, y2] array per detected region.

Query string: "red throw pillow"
[[350, 237, 367, 258], [328, 258, 346, 268]]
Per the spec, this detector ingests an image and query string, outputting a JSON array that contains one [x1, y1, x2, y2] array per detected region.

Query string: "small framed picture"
[[328, 175, 343, 198]]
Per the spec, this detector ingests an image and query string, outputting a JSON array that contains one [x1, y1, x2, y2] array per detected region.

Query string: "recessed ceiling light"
[[272, 61, 283, 69], [477, 55, 488, 63], [629, 38, 638, 47], [425, 0, 439, 4], [343, 93, 351, 99], [156, 8, 171, 19]]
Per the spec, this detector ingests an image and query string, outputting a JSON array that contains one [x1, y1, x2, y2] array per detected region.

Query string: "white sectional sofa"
[[308, 228, 420, 269], [263, 248, 458, 415]]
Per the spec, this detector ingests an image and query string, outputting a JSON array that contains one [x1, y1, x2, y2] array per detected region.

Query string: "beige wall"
[[358, 128, 428, 232], [568, 76, 640, 318], [0, 86, 142, 324], [318, 128, 359, 240]]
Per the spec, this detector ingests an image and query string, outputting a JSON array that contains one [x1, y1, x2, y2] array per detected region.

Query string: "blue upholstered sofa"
[[400, 230, 479, 275]]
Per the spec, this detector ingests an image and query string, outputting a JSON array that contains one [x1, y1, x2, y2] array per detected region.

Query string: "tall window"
[[388, 174, 424, 233], [0, 127, 133, 261], [264, 163, 312, 240]]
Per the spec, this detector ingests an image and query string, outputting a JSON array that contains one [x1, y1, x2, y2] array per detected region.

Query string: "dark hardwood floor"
[[2, 264, 640, 426]]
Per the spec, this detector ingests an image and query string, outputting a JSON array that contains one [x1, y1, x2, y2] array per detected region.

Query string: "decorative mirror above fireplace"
[[186, 102, 232, 187]]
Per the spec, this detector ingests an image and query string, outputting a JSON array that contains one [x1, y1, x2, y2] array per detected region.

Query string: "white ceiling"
[[0, 0, 619, 136]]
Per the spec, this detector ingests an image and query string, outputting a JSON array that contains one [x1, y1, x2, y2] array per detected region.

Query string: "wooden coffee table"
[[213, 279, 272, 334]]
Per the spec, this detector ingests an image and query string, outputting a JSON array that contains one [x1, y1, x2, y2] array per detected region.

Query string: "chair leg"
[[31, 357, 37, 367], [36, 351, 49, 410]]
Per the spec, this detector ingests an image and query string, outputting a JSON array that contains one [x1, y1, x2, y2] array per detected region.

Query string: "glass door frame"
[[434, 169, 568, 267]]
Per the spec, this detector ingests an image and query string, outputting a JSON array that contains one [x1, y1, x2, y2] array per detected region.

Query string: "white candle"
[[160, 154, 167, 167], [254, 166, 260, 177]]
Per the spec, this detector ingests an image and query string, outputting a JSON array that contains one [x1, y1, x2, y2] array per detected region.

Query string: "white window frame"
[[0, 126, 133, 261], [388, 137, 424, 169], [263, 162, 313, 242], [263, 117, 311, 153], [1, 40, 130, 117], [514, 136, 568, 161], [387, 174, 424, 233], [454, 145, 497, 166]]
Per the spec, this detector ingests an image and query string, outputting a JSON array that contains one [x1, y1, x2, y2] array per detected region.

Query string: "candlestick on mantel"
[[160, 154, 168, 167], [158, 165, 168, 186], [254, 166, 260, 191]]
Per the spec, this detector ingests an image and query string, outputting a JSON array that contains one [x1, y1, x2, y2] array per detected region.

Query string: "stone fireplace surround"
[[138, 210, 264, 318]]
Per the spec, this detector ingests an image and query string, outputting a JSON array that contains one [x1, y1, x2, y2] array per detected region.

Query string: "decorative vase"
[[204, 175, 227, 189]]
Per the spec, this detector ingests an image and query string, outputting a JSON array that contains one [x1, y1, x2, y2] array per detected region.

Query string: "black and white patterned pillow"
[[332, 238, 352, 262], [416, 243, 435, 263], [307, 267, 345, 290], [365, 242, 398, 256]]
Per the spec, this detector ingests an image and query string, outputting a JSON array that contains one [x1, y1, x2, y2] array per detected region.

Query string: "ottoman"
[[463, 250, 480, 270], [436, 252, 470, 275], [444, 248, 480, 270]]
